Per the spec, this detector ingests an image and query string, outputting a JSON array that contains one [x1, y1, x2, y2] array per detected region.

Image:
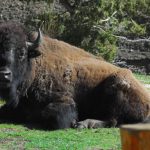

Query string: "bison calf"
[[0, 22, 150, 130]]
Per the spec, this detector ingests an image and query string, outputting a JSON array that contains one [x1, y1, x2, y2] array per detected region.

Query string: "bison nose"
[[0, 69, 12, 81]]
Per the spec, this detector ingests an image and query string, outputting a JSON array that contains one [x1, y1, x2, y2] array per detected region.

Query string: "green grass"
[[134, 73, 150, 84], [0, 73, 149, 150], [0, 124, 121, 150]]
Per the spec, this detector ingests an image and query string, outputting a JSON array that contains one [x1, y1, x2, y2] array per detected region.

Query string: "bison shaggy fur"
[[0, 22, 150, 129]]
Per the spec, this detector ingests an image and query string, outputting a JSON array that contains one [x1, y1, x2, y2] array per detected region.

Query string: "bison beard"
[[0, 22, 150, 130]]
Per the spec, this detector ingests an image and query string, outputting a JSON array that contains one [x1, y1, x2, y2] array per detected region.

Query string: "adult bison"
[[0, 22, 149, 129]]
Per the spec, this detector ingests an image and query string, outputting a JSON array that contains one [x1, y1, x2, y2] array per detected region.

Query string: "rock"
[[0, 0, 50, 30], [115, 37, 150, 74]]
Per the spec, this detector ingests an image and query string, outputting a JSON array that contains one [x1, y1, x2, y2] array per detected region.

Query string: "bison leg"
[[73, 119, 117, 129], [0, 104, 24, 123], [41, 101, 77, 130]]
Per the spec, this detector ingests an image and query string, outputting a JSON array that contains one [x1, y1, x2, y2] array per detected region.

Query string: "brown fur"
[[28, 33, 150, 126], [0, 24, 150, 129]]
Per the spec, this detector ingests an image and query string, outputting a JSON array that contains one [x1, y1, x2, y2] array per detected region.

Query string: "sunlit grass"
[[0, 124, 121, 150], [0, 99, 5, 106], [134, 73, 150, 84]]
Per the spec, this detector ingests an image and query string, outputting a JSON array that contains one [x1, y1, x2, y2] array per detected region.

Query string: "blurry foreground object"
[[120, 124, 150, 150]]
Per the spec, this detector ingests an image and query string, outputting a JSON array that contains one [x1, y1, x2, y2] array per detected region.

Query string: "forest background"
[[1, 0, 150, 61]]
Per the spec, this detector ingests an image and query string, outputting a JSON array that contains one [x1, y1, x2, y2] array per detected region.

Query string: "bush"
[[25, 0, 150, 61]]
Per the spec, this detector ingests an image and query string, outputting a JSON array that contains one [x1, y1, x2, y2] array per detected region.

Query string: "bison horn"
[[27, 28, 42, 58], [26, 28, 42, 48], [32, 28, 42, 49]]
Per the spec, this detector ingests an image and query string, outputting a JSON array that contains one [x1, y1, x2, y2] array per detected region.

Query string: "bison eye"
[[19, 49, 26, 60]]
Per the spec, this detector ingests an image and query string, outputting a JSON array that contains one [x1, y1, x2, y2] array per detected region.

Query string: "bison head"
[[0, 22, 41, 107]]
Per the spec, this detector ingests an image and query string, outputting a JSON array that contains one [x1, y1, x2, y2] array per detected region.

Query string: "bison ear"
[[26, 28, 42, 58]]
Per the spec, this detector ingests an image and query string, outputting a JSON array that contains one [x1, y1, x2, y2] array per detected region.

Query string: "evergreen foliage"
[[24, 0, 150, 61]]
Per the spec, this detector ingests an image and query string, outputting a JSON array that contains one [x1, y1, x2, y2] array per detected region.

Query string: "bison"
[[0, 22, 150, 129]]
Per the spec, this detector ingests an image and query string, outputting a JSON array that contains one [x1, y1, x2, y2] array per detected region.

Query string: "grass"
[[134, 73, 150, 84], [0, 73, 149, 150], [0, 124, 121, 150]]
